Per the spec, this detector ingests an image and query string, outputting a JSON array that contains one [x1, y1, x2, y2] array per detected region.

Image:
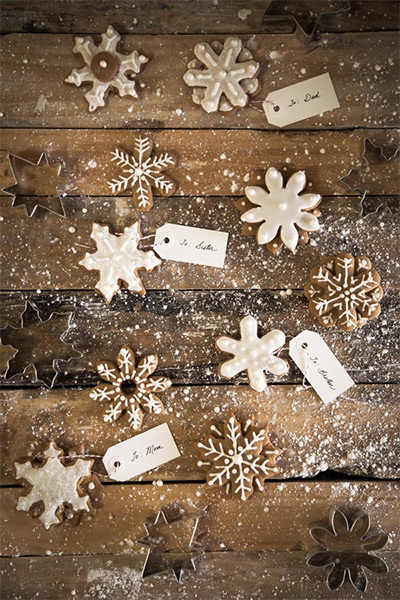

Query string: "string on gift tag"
[[249, 99, 281, 114]]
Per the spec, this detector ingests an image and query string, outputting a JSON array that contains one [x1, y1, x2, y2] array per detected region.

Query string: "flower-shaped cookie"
[[307, 507, 388, 592], [89, 346, 172, 430], [304, 253, 383, 331], [236, 167, 321, 253]]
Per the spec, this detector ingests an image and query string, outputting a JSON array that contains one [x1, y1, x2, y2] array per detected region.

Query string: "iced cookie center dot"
[[232, 453, 243, 465]]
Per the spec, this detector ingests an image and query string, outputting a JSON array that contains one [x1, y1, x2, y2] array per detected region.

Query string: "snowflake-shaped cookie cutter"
[[1, 151, 69, 217], [307, 507, 389, 592], [64, 25, 148, 112], [236, 167, 322, 253], [15, 440, 95, 529], [107, 136, 177, 211], [216, 315, 289, 391], [136, 508, 202, 582], [183, 36, 260, 113], [263, 0, 351, 44], [0, 300, 81, 388], [198, 414, 281, 501], [89, 345, 172, 431]]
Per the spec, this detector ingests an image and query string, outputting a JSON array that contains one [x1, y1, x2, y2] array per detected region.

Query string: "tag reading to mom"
[[154, 223, 229, 268], [103, 423, 181, 481], [289, 330, 354, 404], [263, 73, 340, 127]]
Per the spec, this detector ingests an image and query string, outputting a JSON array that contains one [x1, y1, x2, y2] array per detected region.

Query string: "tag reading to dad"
[[263, 73, 340, 127], [154, 223, 229, 268], [103, 423, 181, 481], [289, 330, 354, 404]]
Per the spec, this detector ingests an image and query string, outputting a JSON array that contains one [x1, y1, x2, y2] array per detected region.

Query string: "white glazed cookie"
[[216, 315, 288, 391], [65, 25, 148, 112], [236, 167, 322, 253], [15, 441, 93, 529], [79, 221, 161, 303], [183, 36, 260, 113]]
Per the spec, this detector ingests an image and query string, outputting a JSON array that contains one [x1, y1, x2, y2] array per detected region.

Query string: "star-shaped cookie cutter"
[[1, 151, 69, 217], [0, 300, 81, 387], [263, 0, 351, 44], [340, 138, 400, 217], [136, 508, 202, 582]]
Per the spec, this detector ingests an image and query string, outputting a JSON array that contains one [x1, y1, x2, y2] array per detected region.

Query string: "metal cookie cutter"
[[263, 0, 351, 44]]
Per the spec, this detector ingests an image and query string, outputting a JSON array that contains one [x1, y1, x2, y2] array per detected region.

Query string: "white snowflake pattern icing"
[[79, 222, 161, 303], [216, 315, 288, 392], [305, 254, 383, 331], [198, 415, 280, 501], [15, 441, 92, 529], [183, 36, 259, 113], [90, 346, 171, 430], [241, 167, 321, 252], [64, 25, 148, 112], [107, 137, 176, 210]]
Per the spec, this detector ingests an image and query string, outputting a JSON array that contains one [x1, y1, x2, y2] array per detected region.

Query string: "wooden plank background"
[[0, 1, 399, 599]]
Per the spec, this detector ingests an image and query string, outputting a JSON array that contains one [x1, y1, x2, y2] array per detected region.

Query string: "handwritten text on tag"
[[289, 330, 354, 404], [263, 73, 340, 127], [154, 223, 229, 268], [103, 423, 181, 481]]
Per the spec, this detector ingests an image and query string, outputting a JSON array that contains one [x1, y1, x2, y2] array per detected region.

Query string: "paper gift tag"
[[289, 330, 354, 404], [154, 223, 229, 268], [263, 73, 340, 127], [103, 423, 181, 481]]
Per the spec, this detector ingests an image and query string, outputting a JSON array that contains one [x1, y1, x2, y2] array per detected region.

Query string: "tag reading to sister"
[[263, 73, 340, 127], [103, 423, 180, 481], [289, 330, 354, 404], [154, 223, 229, 268]]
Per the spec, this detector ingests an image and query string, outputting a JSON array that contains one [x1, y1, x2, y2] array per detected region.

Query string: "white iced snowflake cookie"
[[183, 36, 260, 113], [15, 441, 93, 529], [216, 315, 288, 391], [64, 25, 148, 112], [236, 167, 322, 253], [79, 221, 161, 304]]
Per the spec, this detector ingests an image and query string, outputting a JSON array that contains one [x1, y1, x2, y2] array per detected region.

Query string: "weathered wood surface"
[[1, 481, 399, 555], [1, 384, 399, 484], [1, 33, 399, 130], [0, 289, 398, 386], [1, 0, 399, 35], [1, 551, 399, 600], [0, 195, 398, 291]]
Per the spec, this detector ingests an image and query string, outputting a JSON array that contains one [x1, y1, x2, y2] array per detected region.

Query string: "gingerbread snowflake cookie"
[[15, 441, 93, 529], [216, 315, 288, 391], [198, 414, 281, 500], [304, 253, 383, 331], [79, 221, 161, 303], [65, 25, 148, 112], [183, 36, 260, 113], [90, 345, 172, 430], [107, 137, 177, 211], [236, 168, 322, 253]]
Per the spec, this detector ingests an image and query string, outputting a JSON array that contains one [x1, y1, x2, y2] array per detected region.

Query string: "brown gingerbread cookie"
[[304, 253, 383, 331]]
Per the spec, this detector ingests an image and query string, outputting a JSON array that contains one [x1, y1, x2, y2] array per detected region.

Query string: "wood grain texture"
[[1, 0, 399, 34], [0, 33, 399, 130], [1, 481, 399, 555], [1, 551, 399, 600], [0, 289, 398, 386], [1, 384, 399, 484]]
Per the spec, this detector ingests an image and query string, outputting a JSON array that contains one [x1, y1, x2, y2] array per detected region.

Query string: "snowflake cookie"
[[64, 25, 148, 112], [79, 221, 161, 303], [236, 168, 322, 253], [183, 36, 260, 113], [15, 441, 93, 529], [304, 253, 383, 331], [198, 414, 281, 501], [90, 345, 172, 430], [107, 137, 177, 211], [216, 315, 288, 392]]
